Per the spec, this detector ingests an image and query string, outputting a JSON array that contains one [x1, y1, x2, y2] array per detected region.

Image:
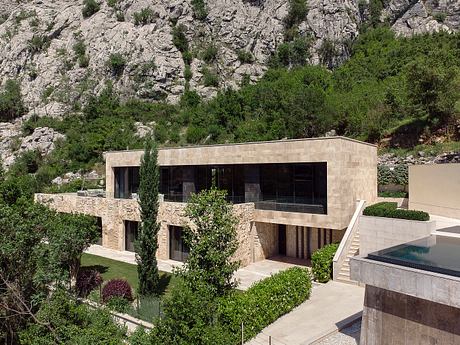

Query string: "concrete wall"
[[105, 137, 377, 231], [359, 215, 435, 256], [351, 256, 460, 345], [409, 163, 460, 219]]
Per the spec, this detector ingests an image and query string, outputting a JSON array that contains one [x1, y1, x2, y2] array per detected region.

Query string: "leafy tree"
[[179, 188, 239, 296], [0, 79, 26, 122], [406, 59, 460, 123], [172, 24, 189, 53], [43, 213, 99, 284], [136, 138, 161, 295], [19, 289, 126, 344]]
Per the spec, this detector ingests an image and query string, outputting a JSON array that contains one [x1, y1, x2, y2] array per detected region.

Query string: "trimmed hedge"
[[363, 202, 429, 221], [219, 267, 312, 342], [311, 243, 339, 283]]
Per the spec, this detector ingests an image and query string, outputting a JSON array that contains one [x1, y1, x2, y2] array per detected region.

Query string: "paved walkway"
[[431, 214, 460, 235], [85, 245, 302, 290], [246, 281, 364, 345]]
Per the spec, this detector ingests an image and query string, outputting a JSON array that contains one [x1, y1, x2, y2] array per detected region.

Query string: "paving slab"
[[246, 281, 364, 345]]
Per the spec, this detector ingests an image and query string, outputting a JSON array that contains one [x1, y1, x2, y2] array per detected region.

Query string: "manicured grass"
[[81, 253, 178, 296]]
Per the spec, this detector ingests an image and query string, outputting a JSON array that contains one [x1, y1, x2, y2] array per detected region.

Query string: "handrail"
[[332, 200, 366, 280]]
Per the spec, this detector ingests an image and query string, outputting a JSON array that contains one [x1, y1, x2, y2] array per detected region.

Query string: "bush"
[[363, 202, 430, 221], [102, 279, 133, 303], [311, 243, 339, 283], [82, 0, 100, 18], [202, 67, 219, 87], [219, 267, 312, 342], [237, 49, 254, 64], [172, 24, 188, 53], [107, 53, 126, 77], [378, 164, 408, 186], [378, 191, 408, 198], [0, 79, 26, 121], [133, 7, 155, 26], [191, 0, 208, 20], [106, 296, 131, 313], [76, 268, 103, 297], [202, 44, 218, 63]]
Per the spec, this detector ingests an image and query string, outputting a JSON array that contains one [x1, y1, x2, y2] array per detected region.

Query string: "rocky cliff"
[[0, 0, 458, 118]]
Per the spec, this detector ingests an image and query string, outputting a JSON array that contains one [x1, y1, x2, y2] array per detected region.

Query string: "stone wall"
[[409, 163, 460, 219], [35, 193, 255, 266], [359, 215, 435, 257]]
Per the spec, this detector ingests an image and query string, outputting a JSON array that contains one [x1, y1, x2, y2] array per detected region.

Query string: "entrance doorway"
[[169, 226, 190, 262], [124, 220, 139, 252], [278, 224, 286, 255]]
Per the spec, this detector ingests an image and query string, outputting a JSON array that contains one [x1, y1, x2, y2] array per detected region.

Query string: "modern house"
[[35, 137, 377, 267]]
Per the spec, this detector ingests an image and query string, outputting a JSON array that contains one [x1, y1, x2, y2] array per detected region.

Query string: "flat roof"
[[103, 136, 376, 154]]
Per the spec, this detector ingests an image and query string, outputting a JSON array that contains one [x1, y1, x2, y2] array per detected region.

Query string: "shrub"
[[311, 243, 339, 283], [219, 267, 312, 342], [0, 79, 26, 121], [82, 0, 100, 18], [106, 296, 131, 313], [284, 0, 308, 31], [378, 191, 408, 198], [27, 35, 50, 53], [184, 65, 193, 81], [378, 164, 408, 186], [76, 268, 103, 297], [363, 202, 430, 221], [172, 24, 188, 53], [202, 44, 218, 63], [237, 49, 254, 64], [191, 0, 208, 20], [202, 67, 219, 87], [107, 53, 126, 77], [133, 7, 155, 26], [102, 279, 133, 303]]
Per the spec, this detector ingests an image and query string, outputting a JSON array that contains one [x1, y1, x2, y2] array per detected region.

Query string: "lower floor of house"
[[96, 218, 344, 267]]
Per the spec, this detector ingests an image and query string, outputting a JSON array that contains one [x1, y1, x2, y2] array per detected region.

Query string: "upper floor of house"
[[104, 137, 378, 230]]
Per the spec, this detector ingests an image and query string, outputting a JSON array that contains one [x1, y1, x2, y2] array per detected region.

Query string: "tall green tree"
[[179, 188, 239, 296], [136, 137, 160, 295]]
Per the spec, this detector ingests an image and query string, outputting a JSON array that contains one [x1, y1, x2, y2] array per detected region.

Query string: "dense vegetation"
[[16, 27, 459, 191]]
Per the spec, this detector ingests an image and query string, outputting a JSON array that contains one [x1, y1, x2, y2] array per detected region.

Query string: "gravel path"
[[315, 320, 361, 345]]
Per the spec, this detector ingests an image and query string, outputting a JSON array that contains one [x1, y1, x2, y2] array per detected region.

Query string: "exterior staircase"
[[336, 230, 360, 284], [332, 200, 366, 285]]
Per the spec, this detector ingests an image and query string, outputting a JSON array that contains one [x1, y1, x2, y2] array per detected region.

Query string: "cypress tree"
[[136, 137, 160, 295]]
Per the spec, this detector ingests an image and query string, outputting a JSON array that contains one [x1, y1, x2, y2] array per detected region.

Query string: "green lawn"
[[81, 253, 178, 296]]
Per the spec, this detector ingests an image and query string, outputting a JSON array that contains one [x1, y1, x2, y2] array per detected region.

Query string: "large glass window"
[[114, 167, 140, 199]]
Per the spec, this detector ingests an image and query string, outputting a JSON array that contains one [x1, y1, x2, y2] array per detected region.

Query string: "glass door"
[[169, 226, 189, 262], [125, 220, 139, 252]]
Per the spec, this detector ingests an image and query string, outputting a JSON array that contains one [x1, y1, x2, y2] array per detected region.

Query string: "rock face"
[[0, 0, 458, 119]]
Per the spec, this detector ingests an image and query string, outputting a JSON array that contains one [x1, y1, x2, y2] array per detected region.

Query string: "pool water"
[[368, 235, 460, 277]]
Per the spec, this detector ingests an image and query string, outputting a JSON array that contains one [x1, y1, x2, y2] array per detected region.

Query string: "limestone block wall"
[[105, 137, 378, 231], [359, 215, 435, 256], [409, 163, 460, 219], [252, 222, 278, 262]]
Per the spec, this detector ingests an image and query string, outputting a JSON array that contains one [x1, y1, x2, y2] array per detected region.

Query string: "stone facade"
[[36, 137, 376, 267]]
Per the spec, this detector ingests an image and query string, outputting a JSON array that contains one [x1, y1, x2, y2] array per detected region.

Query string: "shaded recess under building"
[[35, 137, 377, 267]]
